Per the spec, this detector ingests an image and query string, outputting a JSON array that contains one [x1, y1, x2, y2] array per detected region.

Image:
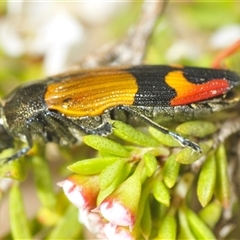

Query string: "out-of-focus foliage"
[[1, 2, 240, 239]]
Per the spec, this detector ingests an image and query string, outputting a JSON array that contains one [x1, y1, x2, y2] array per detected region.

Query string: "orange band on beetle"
[[165, 70, 230, 106], [45, 71, 138, 117]]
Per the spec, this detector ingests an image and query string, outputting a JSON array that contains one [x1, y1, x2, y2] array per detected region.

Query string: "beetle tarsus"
[[2, 146, 30, 164], [169, 132, 202, 153]]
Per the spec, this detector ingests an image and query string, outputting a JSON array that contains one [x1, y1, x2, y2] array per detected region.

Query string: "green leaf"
[[32, 156, 56, 209], [10, 184, 32, 239], [197, 153, 216, 207], [155, 215, 177, 240], [47, 204, 81, 239], [153, 181, 170, 207], [83, 135, 130, 157], [215, 143, 230, 208], [175, 148, 202, 164], [112, 120, 159, 147], [148, 126, 181, 147], [143, 152, 158, 177], [163, 154, 180, 188], [100, 158, 126, 190], [199, 200, 222, 228], [0, 156, 27, 181], [175, 141, 212, 164], [97, 163, 131, 205], [68, 156, 124, 175], [140, 201, 152, 240], [187, 208, 216, 240], [176, 121, 218, 138], [178, 207, 196, 240]]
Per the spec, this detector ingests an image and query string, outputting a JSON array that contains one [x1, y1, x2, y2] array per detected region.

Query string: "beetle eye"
[[0, 124, 14, 152]]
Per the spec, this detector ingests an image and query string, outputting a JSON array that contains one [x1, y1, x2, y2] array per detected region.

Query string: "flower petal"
[[104, 223, 135, 240], [100, 199, 135, 227]]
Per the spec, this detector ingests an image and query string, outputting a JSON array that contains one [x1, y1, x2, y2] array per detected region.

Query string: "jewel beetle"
[[0, 65, 240, 162]]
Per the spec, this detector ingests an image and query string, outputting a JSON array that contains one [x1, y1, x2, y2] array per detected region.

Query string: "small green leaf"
[[143, 152, 158, 177], [175, 141, 212, 164], [153, 181, 170, 207], [47, 204, 81, 239], [32, 156, 56, 209], [10, 184, 32, 239], [112, 120, 159, 147], [100, 158, 126, 190], [97, 163, 131, 205], [175, 148, 202, 164], [68, 157, 124, 175], [197, 153, 216, 207], [0, 157, 26, 181], [178, 207, 196, 240], [199, 200, 222, 228], [140, 201, 152, 240], [215, 143, 230, 208], [187, 208, 216, 240], [155, 215, 176, 240], [148, 126, 181, 147], [176, 121, 218, 138], [83, 135, 130, 157], [163, 154, 180, 188]]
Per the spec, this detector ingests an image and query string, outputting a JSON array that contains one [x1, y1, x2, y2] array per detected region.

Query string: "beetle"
[[0, 65, 240, 162]]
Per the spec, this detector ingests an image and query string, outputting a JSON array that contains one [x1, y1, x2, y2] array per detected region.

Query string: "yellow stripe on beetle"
[[45, 71, 138, 117]]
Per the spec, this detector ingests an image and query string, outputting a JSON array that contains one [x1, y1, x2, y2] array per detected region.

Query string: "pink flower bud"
[[99, 175, 141, 228], [58, 174, 100, 210], [100, 199, 135, 227], [78, 209, 106, 238]]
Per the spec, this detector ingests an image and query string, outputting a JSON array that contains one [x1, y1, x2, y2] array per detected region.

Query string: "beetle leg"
[[46, 110, 112, 136], [3, 125, 33, 163], [43, 111, 78, 145], [80, 121, 112, 136], [3, 146, 31, 163], [120, 106, 202, 153]]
